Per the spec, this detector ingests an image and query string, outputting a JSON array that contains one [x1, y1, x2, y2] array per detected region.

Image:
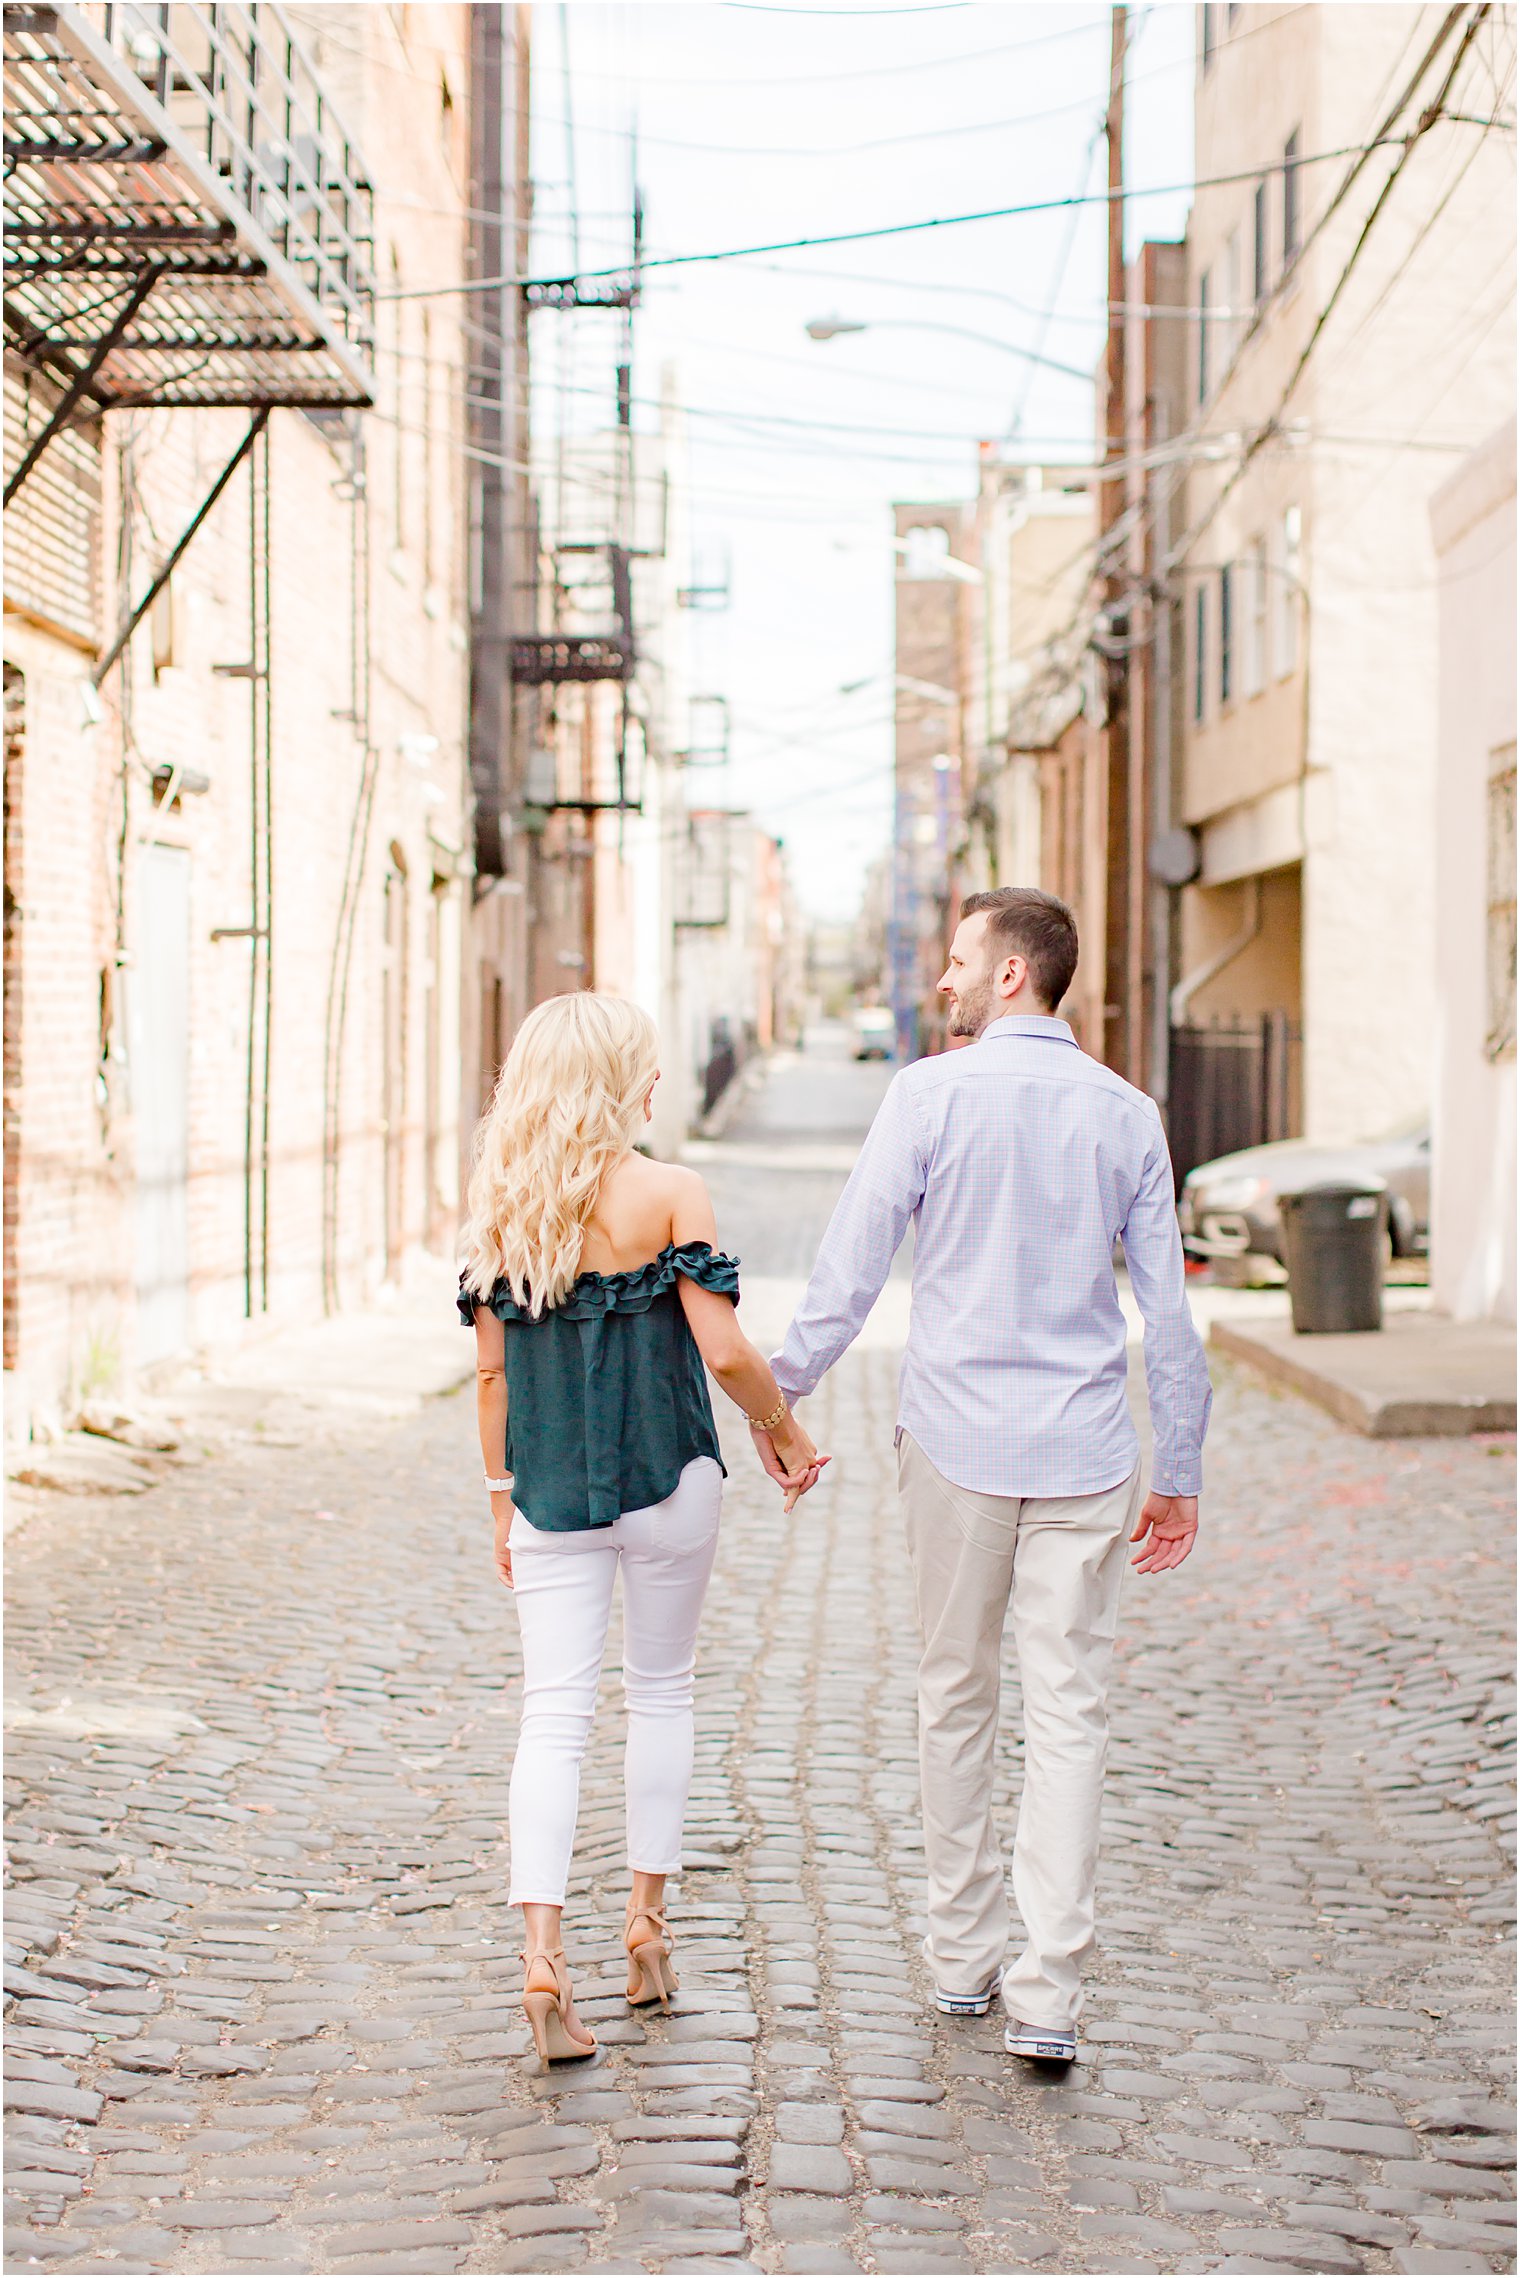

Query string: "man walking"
[[764, 888, 1211, 2060]]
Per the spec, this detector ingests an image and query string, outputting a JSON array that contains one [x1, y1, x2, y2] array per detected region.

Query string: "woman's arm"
[[473, 1306, 515, 1586], [669, 1171, 828, 1508]]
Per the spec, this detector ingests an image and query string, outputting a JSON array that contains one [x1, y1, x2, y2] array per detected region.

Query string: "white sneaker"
[[934, 1967, 1003, 2017], [1004, 2017, 1077, 2062]]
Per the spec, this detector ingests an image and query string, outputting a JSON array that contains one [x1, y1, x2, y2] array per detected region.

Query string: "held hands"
[[1130, 1491, 1199, 1574], [749, 1411, 831, 1512]]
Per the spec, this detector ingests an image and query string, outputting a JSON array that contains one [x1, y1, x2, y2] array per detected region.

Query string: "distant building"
[[965, 455, 1101, 1046], [677, 814, 798, 1116], [890, 502, 977, 1058]]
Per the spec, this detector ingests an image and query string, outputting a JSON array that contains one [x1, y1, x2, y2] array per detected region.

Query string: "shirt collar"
[[981, 1014, 1078, 1047]]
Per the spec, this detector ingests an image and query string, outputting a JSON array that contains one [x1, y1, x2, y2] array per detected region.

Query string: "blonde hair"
[[461, 992, 660, 1316]]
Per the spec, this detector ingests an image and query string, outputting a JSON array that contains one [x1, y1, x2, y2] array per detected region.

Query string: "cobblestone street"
[[5, 1046, 1515, 2278]]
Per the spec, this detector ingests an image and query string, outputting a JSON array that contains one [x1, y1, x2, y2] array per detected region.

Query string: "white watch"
[[484, 1475, 513, 1493]]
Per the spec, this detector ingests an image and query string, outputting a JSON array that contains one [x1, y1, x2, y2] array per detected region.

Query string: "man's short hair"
[[960, 887, 1079, 1011]]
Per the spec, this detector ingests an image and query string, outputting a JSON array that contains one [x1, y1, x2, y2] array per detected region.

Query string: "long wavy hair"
[[461, 992, 660, 1316]]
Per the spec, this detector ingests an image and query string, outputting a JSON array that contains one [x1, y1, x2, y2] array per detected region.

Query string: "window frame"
[[1282, 128, 1302, 268], [1253, 179, 1269, 306], [1219, 561, 1234, 708], [1243, 534, 1267, 697], [1193, 582, 1209, 724], [1228, 225, 1245, 361], [1275, 504, 1302, 678]]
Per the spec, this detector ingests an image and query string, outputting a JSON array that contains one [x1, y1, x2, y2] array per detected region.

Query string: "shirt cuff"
[[1153, 1463, 1201, 1497], [770, 1354, 813, 1403]]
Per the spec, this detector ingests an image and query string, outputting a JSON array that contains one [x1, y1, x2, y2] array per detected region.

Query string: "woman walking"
[[460, 992, 826, 2067]]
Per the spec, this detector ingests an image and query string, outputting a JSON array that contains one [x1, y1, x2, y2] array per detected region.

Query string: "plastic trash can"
[[1280, 1182, 1387, 1334]]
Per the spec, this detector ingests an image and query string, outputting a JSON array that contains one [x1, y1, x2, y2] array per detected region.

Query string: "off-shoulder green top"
[[459, 1240, 740, 1532]]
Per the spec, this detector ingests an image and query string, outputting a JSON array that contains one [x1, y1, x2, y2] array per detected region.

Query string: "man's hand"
[[749, 1422, 831, 1512], [1130, 1491, 1198, 1574]]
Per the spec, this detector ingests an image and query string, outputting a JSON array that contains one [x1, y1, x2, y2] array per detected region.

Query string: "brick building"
[[3, 5, 476, 1428]]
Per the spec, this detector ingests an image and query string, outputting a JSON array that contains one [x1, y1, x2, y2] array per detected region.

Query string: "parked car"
[[852, 1005, 895, 1061], [1177, 1120, 1430, 1265]]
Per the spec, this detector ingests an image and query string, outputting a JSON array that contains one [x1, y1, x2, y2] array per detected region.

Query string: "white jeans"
[[897, 1429, 1141, 2031], [506, 1456, 722, 1906]]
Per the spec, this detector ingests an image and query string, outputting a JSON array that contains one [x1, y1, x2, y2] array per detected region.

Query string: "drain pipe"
[[1169, 873, 1262, 1025]]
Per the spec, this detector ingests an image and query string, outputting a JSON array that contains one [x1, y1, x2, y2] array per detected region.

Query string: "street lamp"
[[805, 314, 1091, 386]]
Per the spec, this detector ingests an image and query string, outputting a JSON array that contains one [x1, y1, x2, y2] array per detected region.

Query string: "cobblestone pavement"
[[6, 1045, 1515, 2277]]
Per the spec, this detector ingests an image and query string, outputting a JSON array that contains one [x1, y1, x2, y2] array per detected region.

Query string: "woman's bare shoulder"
[[608, 1150, 699, 1194], [594, 1152, 707, 1237], [609, 1154, 709, 1230]]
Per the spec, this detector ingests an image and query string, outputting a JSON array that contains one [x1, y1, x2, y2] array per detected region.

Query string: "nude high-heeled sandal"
[[521, 1947, 597, 2069], [625, 1903, 678, 2009]]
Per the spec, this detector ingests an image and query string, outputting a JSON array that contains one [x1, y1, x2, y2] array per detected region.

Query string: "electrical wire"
[[528, 40, 1194, 166], [1009, 115, 1108, 436], [1165, 9, 1497, 571], [724, 3, 971, 13], [375, 136, 1416, 301]]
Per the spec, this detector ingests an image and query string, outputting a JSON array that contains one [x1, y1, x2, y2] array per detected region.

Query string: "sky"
[[528, 2, 1195, 917]]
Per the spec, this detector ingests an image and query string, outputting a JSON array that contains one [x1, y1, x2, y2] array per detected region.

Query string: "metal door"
[[133, 843, 191, 1360]]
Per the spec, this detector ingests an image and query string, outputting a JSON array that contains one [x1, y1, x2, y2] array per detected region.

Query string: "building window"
[[1253, 179, 1269, 305], [1224, 226, 1241, 362], [1193, 584, 1208, 723], [1219, 562, 1234, 706], [1283, 129, 1301, 267], [902, 524, 951, 578], [421, 307, 434, 589], [1488, 748, 1517, 1062], [1202, 2, 1218, 67], [1276, 504, 1301, 675], [1244, 535, 1267, 695], [389, 248, 406, 554], [1197, 268, 1211, 405]]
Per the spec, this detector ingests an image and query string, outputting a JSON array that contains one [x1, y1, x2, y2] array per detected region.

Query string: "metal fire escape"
[[5, 2, 375, 478]]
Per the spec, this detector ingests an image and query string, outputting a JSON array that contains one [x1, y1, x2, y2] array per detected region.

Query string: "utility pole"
[[1100, 3, 1131, 1079], [468, 3, 511, 886]]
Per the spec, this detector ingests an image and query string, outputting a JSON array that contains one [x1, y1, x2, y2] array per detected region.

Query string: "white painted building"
[[1178, 2, 1516, 1143], [1429, 418, 1516, 1324]]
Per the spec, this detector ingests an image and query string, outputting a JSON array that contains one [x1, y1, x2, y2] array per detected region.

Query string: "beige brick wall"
[[2, 8, 475, 1425]]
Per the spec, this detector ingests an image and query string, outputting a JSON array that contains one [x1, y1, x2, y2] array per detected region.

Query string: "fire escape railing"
[[5, 0, 375, 437]]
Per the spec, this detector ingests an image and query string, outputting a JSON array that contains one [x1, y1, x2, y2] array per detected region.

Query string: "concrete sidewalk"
[[5, 1267, 473, 1529], [1211, 1304, 1517, 1435]]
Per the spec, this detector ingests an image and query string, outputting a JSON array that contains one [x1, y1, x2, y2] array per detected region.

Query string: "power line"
[[1010, 116, 1108, 435], [376, 137, 1417, 302], [562, 13, 1108, 89], [1164, 6, 1495, 572], [724, 2, 971, 12], [529, 39, 1195, 165]]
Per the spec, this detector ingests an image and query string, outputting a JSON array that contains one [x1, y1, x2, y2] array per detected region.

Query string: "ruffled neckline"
[[459, 1238, 740, 1326]]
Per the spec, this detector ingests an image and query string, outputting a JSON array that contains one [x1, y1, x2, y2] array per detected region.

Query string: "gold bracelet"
[[746, 1396, 789, 1433]]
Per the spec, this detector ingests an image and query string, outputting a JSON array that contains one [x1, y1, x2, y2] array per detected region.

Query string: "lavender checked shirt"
[[771, 1014, 1212, 1499]]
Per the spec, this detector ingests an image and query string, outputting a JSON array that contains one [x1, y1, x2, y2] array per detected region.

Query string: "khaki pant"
[[897, 1429, 1141, 2031]]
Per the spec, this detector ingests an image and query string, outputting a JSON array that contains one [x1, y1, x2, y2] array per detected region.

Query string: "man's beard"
[[947, 973, 995, 1038]]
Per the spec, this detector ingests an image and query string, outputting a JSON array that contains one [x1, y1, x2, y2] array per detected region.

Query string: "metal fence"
[[1167, 1012, 1301, 1190]]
